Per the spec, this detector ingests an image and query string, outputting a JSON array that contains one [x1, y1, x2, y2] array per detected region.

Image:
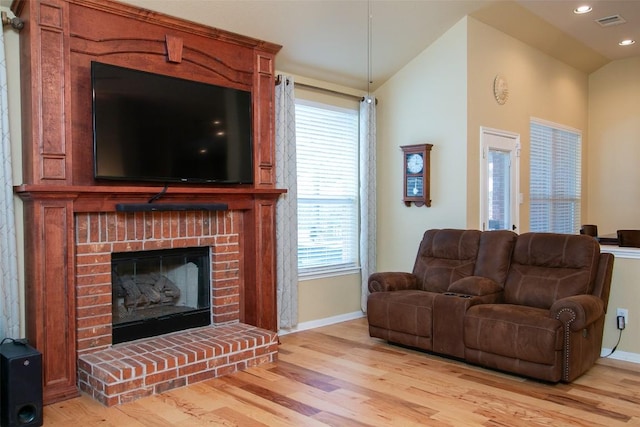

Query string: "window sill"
[[298, 267, 361, 281]]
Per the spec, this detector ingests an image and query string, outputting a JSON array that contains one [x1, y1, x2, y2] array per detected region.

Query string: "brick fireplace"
[[75, 210, 241, 354], [74, 210, 277, 405], [13, 0, 282, 404]]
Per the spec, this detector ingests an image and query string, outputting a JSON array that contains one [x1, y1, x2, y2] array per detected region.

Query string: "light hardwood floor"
[[44, 318, 640, 426]]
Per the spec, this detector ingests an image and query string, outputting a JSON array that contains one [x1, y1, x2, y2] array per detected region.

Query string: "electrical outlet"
[[616, 308, 629, 328]]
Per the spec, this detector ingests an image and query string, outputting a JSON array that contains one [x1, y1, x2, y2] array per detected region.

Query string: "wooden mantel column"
[[22, 195, 78, 403], [12, 0, 282, 404]]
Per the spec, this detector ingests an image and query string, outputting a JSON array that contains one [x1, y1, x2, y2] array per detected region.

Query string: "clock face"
[[406, 153, 424, 174], [406, 176, 423, 197]]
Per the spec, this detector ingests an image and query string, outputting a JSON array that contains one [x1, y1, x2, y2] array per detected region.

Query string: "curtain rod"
[[295, 81, 365, 102], [276, 75, 370, 103]]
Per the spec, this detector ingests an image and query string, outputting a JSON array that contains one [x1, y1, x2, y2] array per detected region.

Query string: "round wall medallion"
[[493, 74, 509, 105]]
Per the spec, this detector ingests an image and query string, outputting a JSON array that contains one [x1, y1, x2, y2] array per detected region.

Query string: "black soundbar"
[[115, 203, 228, 212]]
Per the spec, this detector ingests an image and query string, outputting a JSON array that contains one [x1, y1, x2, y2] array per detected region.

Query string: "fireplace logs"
[[110, 246, 211, 344], [114, 272, 181, 311]]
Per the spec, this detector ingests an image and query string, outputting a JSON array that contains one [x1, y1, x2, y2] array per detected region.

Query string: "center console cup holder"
[[443, 292, 472, 298]]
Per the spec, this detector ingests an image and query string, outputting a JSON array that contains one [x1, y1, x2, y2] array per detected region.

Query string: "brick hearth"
[[74, 210, 277, 405], [78, 323, 277, 406]]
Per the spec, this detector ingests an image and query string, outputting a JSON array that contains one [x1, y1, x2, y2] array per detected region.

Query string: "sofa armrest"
[[368, 272, 418, 293], [550, 295, 605, 331], [447, 276, 503, 296]]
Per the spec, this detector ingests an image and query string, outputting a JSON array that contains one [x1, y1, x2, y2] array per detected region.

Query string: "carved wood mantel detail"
[[12, 0, 282, 404], [165, 34, 183, 63]]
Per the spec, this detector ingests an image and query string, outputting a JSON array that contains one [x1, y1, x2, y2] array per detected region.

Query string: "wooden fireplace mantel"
[[12, 0, 283, 404], [15, 184, 286, 212]]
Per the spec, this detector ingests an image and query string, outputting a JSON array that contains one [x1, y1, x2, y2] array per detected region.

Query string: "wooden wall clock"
[[401, 143, 433, 207]]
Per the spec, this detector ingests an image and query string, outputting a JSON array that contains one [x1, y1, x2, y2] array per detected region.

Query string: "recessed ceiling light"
[[574, 5, 593, 14], [619, 39, 636, 46]]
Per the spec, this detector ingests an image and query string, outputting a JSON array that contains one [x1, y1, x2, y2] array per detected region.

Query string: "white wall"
[[374, 18, 469, 273], [466, 18, 589, 231], [587, 57, 640, 234], [588, 58, 640, 356]]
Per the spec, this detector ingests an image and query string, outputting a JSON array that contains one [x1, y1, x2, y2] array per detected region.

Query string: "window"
[[295, 99, 359, 276], [529, 119, 582, 234]]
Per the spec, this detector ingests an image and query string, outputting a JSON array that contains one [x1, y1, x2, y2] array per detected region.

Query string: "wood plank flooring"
[[44, 318, 640, 426]]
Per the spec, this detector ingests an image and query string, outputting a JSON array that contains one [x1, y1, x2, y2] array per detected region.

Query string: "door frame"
[[479, 127, 521, 232]]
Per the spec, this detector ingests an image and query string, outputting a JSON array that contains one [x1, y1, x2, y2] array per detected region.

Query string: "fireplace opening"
[[111, 247, 211, 344]]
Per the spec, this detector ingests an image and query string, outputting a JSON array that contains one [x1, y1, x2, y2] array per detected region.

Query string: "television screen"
[[92, 61, 253, 184]]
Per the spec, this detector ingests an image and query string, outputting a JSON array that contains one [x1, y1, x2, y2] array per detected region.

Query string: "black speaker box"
[[0, 342, 43, 427]]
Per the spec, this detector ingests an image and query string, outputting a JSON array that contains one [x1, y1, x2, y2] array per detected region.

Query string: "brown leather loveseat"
[[367, 229, 614, 382]]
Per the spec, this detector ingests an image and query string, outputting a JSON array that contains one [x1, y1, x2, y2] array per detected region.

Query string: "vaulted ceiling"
[[5, 0, 639, 91], [119, 0, 640, 91]]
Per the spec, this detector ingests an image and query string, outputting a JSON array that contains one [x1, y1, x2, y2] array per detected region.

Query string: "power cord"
[[602, 316, 624, 358], [0, 337, 28, 346], [148, 183, 169, 203]]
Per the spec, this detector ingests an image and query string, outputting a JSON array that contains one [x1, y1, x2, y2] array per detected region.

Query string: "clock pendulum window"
[[401, 144, 432, 207]]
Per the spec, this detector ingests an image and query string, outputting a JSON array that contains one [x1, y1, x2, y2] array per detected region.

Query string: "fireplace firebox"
[[111, 247, 211, 344]]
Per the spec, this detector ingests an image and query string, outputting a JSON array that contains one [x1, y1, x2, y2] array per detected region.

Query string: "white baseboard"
[[600, 348, 640, 364], [278, 311, 365, 336]]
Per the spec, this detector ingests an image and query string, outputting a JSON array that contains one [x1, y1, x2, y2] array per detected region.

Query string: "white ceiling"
[[120, 0, 497, 90], [476, 0, 640, 74], [5, 0, 640, 91], [519, 0, 640, 62]]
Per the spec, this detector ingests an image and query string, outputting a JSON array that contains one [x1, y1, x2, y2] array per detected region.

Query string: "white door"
[[480, 128, 520, 232]]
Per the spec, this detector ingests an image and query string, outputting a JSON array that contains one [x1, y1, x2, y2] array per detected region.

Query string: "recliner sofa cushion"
[[367, 290, 436, 339], [412, 229, 481, 293], [474, 230, 517, 285], [464, 304, 563, 365], [504, 233, 600, 309], [447, 276, 502, 296]]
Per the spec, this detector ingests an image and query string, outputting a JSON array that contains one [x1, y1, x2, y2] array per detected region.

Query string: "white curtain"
[[275, 75, 299, 330], [360, 97, 377, 312], [0, 28, 20, 339]]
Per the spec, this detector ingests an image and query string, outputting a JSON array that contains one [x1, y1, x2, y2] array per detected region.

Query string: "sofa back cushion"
[[413, 229, 481, 293], [504, 233, 600, 309], [474, 230, 517, 286]]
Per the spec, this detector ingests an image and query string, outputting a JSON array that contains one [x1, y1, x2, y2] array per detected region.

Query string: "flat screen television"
[[91, 61, 253, 184]]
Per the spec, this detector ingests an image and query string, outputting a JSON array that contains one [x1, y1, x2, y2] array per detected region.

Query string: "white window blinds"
[[295, 100, 359, 275], [529, 120, 582, 234]]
